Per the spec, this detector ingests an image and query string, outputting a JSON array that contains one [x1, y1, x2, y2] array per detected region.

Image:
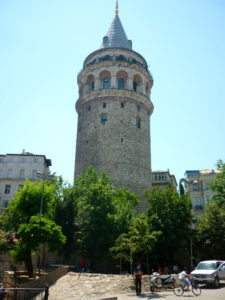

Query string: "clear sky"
[[1, 0, 224, 185]]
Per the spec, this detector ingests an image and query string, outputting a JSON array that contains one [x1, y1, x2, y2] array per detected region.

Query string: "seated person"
[[0, 282, 7, 300], [179, 268, 191, 291]]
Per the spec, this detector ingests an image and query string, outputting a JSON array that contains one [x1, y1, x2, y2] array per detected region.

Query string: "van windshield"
[[196, 262, 217, 270]]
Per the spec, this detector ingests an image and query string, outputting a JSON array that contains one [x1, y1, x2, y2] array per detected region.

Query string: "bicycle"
[[173, 277, 201, 296]]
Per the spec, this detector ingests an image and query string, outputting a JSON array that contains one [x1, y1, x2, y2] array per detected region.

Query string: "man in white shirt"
[[179, 268, 190, 291]]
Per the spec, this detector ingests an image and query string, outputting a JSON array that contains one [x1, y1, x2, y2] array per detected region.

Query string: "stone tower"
[[74, 3, 154, 210]]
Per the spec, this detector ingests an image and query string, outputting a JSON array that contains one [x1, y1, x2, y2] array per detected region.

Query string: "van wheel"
[[214, 277, 219, 288]]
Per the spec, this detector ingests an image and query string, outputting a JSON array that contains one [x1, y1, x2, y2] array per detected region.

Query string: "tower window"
[[103, 102, 106, 108], [136, 118, 141, 129], [101, 115, 107, 125], [121, 138, 123, 142], [103, 78, 110, 89], [118, 78, 124, 89], [91, 82, 95, 90], [133, 81, 137, 92], [121, 102, 124, 108], [88, 105, 91, 111]]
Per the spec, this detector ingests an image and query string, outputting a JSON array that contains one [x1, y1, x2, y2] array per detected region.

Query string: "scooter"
[[150, 272, 175, 292]]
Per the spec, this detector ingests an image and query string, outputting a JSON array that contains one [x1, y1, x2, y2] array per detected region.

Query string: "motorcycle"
[[150, 272, 175, 292]]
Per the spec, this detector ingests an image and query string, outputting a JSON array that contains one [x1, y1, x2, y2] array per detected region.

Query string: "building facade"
[[184, 169, 219, 216], [0, 151, 51, 212], [74, 5, 154, 210], [152, 170, 177, 191]]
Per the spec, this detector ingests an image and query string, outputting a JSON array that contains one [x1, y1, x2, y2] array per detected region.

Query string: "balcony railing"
[[194, 205, 204, 211]]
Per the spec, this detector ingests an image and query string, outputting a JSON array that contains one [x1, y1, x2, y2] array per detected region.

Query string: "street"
[[116, 282, 225, 300]]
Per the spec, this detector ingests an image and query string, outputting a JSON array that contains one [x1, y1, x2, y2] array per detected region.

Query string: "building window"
[[34, 158, 38, 163], [118, 78, 124, 89], [133, 81, 137, 92], [101, 115, 107, 125], [88, 105, 91, 111], [136, 118, 141, 129], [3, 200, 8, 208], [19, 169, 25, 178], [121, 102, 124, 108], [91, 81, 95, 90], [32, 170, 37, 179], [7, 169, 13, 178], [205, 183, 209, 190], [193, 182, 199, 191], [4, 185, 11, 194], [194, 197, 203, 210], [206, 195, 210, 203], [18, 185, 24, 190], [0, 158, 3, 163], [103, 102, 106, 108], [21, 157, 26, 163], [103, 78, 110, 89]]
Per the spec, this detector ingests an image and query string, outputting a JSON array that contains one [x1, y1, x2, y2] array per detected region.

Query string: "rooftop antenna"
[[115, 0, 119, 15]]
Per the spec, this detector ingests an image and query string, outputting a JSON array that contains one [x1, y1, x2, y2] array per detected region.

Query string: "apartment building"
[[183, 169, 219, 216], [0, 151, 51, 211], [152, 170, 177, 191]]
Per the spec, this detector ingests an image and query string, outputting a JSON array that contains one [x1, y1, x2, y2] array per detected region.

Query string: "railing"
[[0, 287, 48, 300], [194, 205, 204, 211]]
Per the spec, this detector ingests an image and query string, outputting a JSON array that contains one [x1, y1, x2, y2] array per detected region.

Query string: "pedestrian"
[[0, 282, 7, 300], [157, 265, 162, 274], [173, 264, 178, 274], [80, 257, 86, 272], [133, 262, 143, 295]]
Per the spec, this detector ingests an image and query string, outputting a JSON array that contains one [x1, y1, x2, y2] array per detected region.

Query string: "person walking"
[[133, 263, 143, 296]]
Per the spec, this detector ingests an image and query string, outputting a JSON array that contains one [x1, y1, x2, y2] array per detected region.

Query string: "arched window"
[[118, 78, 124, 89], [103, 78, 110, 89], [133, 74, 142, 92]]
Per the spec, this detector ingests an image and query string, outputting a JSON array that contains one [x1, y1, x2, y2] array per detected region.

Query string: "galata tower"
[[74, 2, 154, 211]]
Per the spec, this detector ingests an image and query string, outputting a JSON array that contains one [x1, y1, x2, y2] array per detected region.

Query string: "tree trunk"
[[146, 253, 150, 275], [24, 249, 34, 278]]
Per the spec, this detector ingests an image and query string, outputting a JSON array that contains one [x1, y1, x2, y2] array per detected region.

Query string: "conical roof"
[[100, 14, 132, 50]]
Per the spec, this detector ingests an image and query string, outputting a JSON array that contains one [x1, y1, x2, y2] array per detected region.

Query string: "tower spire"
[[115, 0, 119, 15]]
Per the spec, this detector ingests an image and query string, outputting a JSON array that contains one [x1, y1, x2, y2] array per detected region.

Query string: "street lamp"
[[180, 178, 199, 270], [36, 172, 51, 222], [34, 171, 51, 278]]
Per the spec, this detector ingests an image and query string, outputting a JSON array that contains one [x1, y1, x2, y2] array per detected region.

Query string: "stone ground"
[[41, 272, 225, 300]]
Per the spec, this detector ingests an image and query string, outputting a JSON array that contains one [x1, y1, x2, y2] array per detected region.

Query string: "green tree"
[[196, 160, 225, 258], [128, 214, 160, 274], [145, 187, 192, 266], [54, 184, 78, 263], [210, 160, 225, 207], [74, 167, 116, 270], [196, 201, 225, 258], [74, 167, 139, 272], [0, 178, 66, 277]]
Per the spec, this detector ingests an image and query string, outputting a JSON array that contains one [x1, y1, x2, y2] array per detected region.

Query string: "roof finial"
[[115, 0, 119, 15]]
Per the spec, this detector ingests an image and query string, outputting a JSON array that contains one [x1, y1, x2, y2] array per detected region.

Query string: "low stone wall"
[[3, 267, 69, 300]]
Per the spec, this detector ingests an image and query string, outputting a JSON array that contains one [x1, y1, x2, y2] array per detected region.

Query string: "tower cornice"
[[76, 89, 154, 115]]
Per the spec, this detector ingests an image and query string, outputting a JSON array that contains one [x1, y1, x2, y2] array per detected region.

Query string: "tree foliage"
[[196, 160, 225, 258], [145, 187, 192, 266], [0, 178, 66, 277]]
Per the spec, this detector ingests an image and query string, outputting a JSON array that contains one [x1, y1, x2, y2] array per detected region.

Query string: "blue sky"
[[1, 0, 224, 185]]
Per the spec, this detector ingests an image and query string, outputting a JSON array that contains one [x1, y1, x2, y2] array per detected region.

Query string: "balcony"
[[194, 205, 204, 211]]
